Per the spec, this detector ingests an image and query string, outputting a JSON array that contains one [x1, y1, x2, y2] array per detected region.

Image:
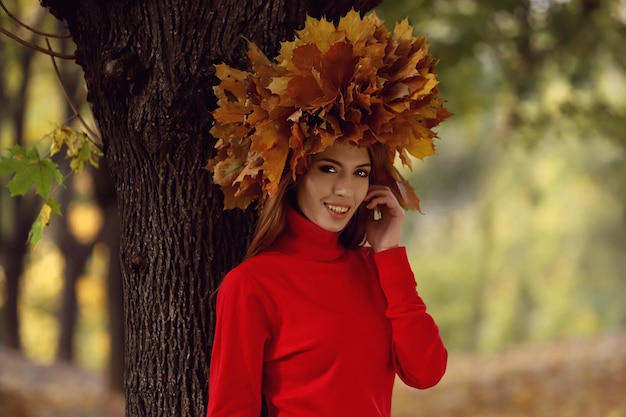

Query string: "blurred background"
[[1, 0, 625, 416]]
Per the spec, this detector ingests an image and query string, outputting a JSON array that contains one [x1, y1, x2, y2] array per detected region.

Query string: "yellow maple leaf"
[[393, 18, 414, 41], [295, 15, 343, 53], [339, 10, 379, 52]]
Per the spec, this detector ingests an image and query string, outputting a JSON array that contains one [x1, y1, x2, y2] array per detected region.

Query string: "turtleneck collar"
[[271, 205, 347, 262]]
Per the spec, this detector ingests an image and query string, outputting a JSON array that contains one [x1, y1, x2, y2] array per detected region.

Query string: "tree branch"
[[0, 26, 75, 59], [45, 38, 101, 144], [0, 0, 71, 38]]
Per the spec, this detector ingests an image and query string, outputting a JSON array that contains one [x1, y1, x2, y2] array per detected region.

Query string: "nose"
[[332, 173, 353, 197]]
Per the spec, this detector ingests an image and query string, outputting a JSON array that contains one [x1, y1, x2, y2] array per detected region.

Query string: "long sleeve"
[[373, 247, 448, 389], [206, 270, 274, 417]]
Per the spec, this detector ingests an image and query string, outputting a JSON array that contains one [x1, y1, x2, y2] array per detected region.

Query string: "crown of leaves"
[[207, 9, 452, 210]]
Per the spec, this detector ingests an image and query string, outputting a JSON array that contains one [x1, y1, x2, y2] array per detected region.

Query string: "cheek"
[[355, 181, 369, 204], [295, 181, 308, 209], [296, 176, 318, 209]]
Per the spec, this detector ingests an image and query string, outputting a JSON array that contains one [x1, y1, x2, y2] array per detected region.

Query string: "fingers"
[[364, 186, 404, 251], [365, 186, 402, 211]]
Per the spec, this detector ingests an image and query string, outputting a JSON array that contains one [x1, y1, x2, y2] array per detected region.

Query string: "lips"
[[325, 203, 350, 216]]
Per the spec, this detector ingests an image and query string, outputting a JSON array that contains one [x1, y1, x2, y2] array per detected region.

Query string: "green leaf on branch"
[[47, 197, 62, 215], [0, 145, 63, 197], [1, 125, 102, 245]]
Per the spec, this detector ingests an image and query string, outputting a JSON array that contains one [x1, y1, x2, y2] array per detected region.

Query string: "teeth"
[[326, 204, 349, 214]]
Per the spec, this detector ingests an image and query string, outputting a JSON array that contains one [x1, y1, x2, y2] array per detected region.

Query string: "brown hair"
[[245, 173, 294, 259], [244, 142, 407, 259]]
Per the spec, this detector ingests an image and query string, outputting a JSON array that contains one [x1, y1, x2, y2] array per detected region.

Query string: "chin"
[[323, 224, 346, 233], [319, 216, 352, 233]]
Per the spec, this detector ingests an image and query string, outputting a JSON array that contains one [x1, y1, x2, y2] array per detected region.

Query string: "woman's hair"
[[245, 142, 408, 259], [245, 173, 294, 259]]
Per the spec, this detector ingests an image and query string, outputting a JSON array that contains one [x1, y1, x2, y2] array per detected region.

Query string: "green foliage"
[[377, 0, 626, 353], [0, 125, 103, 246], [0, 145, 62, 197], [376, 0, 626, 147]]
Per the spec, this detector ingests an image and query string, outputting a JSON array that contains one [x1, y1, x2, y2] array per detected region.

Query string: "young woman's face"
[[296, 142, 371, 232]]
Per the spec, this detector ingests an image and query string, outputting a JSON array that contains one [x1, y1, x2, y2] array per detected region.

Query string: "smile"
[[325, 203, 350, 214]]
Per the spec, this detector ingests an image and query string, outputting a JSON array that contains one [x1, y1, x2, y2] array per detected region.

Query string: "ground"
[[1, 329, 625, 417], [393, 329, 626, 417]]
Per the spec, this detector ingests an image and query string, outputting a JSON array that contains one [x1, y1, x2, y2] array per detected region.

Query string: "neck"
[[271, 206, 346, 261]]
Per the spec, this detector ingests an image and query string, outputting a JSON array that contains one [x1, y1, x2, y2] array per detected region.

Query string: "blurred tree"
[[1, 2, 124, 393], [376, 0, 626, 351], [0, 1, 44, 352], [376, 0, 626, 147]]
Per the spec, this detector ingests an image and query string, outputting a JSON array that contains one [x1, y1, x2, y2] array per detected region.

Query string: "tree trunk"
[[39, 1, 380, 415]]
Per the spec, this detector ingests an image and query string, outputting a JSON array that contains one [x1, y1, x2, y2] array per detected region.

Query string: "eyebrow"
[[316, 157, 372, 168]]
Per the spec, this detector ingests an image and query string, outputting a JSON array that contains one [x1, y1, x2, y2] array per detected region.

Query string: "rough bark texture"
[[38, 1, 380, 416]]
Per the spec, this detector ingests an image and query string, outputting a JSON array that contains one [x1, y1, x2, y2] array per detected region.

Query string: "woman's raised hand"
[[364, 185, 405, 253]]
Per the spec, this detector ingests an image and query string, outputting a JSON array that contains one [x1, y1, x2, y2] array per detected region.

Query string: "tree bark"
[[39, 1, 380, 415]]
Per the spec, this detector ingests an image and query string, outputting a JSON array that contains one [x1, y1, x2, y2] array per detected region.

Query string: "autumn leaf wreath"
[[207, 9, 452, 211]]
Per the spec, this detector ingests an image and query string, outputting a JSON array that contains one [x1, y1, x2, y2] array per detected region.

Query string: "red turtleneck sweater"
[[207, 208, 447, 417]]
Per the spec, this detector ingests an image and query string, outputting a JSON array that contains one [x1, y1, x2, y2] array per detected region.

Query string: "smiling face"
[[295, 142, 371, 232]]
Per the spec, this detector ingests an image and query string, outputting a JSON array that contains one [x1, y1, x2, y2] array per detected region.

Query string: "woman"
[[205, 10, 451, 417], [207, 141, 447, 416]]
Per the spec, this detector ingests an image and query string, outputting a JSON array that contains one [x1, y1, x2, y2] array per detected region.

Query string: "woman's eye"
[[355, 169, 370, 178], [320, 165, 337, 173]]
